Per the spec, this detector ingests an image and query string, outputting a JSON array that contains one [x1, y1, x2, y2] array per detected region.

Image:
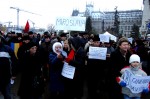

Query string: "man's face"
[[119, 42, 129, 52], [93, 41, 100, 47], [45, 37, 50, 42], [61, 36, 66, 41]]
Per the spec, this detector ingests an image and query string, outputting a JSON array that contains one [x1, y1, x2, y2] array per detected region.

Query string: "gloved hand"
[[116, 77, 126, 87], [142, 88, 149, 94], [119, 81, 126, 87]]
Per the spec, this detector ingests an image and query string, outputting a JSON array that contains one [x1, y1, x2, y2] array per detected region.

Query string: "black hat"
[[93, 35, 100, 41], [44, 35, 50, 38], [28, 31, 33, 35], [11, 31, 15, 34], [23, 35, 30, 40], [60, 33, 67, 37], [27, 42, 37, 50]]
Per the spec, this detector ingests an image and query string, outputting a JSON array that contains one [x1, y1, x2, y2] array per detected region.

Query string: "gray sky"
[[0, 0, 143, 29]]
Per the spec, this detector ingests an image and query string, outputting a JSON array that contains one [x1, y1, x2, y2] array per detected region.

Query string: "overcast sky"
[[0, 0, 143, 29]]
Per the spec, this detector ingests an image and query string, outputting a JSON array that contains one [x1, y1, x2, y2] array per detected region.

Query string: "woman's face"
[[29, 46, 37, 55], [64, 41, 69, 49], [55, 45, 62, 53]]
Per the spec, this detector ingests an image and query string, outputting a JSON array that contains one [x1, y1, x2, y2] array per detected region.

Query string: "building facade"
[[72, 4, 143, 37], [140, 0, 150, 37]]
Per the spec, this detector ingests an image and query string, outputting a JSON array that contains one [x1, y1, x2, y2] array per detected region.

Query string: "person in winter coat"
[[18, 42, 45, 99], [86, 35, 103, 99], [0, 35, 18, 99], [48, 42, 66, 99], [64, 36, 86, 99], [116, 54, 149, 99], [110, 37, 132, 99]]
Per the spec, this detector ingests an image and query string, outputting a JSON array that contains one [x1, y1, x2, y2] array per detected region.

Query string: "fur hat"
[[129, 54, 140, 63]]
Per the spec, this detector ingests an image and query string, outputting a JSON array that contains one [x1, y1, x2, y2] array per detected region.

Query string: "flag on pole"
[[24, 20, 30, 33]]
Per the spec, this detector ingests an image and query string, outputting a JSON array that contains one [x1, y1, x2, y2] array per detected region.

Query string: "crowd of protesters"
[[0, 30, 150, 99]]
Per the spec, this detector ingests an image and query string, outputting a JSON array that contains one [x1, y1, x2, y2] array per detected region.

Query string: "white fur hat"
[[129, 54, 140, 63]]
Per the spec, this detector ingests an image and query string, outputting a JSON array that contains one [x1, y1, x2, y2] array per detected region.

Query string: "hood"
[[52, 42, 63, 54], [68, 37, 82, 51]]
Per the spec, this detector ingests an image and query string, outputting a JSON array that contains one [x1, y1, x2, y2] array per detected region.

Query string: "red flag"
[[24, 20, 30, 33]]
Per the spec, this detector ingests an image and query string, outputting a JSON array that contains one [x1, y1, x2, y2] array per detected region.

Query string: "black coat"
[[0, 44, 18, 85], [110, 48, 131, 99], [110, 48, 131, 77], [18, 51, 44, 97]]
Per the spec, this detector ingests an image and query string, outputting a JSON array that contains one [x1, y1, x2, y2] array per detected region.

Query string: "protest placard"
[[99, 34, 110, 43], [55, 17, 86, 31], [128, 37, 133, 44], [61, 62, 75, 79], [88, 47, 107, 60], [123, 70, 150, 93]]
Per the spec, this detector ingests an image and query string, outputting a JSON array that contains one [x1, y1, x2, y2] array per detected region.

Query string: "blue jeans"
[[0, 83, 12, 99], [123, 94, 140, 99]]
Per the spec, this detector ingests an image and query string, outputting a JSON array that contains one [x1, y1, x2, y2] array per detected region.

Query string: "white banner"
[[61, 62, 75, 79], [88, 47, 107, 60], [99, 34, 110, 43], [128, 37, 133, 44], [123, 70, 150, 93], [55, 17, 86, 31]]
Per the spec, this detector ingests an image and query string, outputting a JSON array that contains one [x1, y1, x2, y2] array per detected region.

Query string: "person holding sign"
[[48, 42, 66, 99], [86, 35, 106, 99], [64, 36, 86, 99], [116, 54, 149, 99]]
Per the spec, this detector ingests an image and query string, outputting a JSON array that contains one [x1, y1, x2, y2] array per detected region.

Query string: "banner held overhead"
[[55, 17, 86, 31]]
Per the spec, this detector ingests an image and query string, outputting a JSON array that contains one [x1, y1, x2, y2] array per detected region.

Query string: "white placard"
[[0, 52, 10, 58], [99, 34, 110, 43], [61, 62, 75, 79], [123, 70, 150, 93], [128, 37, 133, 44], [88, 47, 107, 60], [55, 17, 86, 31]]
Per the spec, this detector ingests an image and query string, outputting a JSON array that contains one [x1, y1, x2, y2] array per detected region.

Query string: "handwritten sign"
[[99, 34, 110, 43], [55, 17, 86, 31], [61, 62, 75, 79], [88, 47, 107, 60], [123, 70, 150, 93]]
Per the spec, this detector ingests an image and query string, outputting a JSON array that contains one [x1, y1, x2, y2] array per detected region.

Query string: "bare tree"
[[47, 24, 55, 33]]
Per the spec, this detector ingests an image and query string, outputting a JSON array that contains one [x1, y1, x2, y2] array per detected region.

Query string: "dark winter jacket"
[[0, 44, 18, 85]]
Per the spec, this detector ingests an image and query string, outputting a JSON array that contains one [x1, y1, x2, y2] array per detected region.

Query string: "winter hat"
[[60, 33, 67, 37], [27, 42, 37, 50], [93, 35, 100, 41], [129, 54, 140, 63], [52, 42, 62, 54], [23, 35, 30, 40]]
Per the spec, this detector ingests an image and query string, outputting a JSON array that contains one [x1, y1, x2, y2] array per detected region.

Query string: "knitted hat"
[[129, 54, 140, 63]]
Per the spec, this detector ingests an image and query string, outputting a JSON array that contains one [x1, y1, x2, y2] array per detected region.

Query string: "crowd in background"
[[0, 30, 150, 99]]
